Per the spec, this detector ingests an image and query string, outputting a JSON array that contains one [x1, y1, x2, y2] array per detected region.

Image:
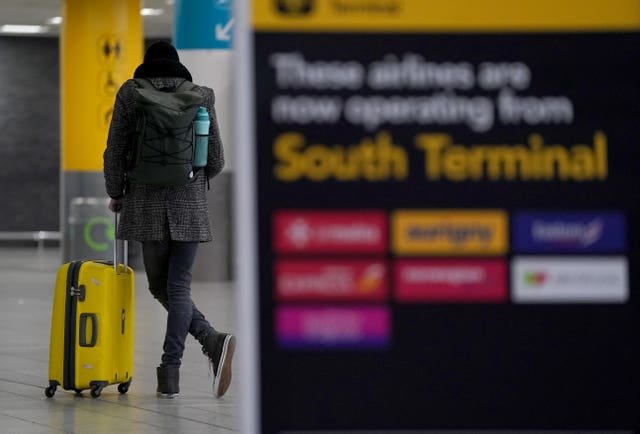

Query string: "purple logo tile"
[[276, 306, 390, 350], [513, 212, 625, 253]]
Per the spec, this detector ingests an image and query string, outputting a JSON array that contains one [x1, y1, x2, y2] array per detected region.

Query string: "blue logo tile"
[[513, 212, 626, 253]]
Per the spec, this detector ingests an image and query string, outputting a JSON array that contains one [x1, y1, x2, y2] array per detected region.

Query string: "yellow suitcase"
[[45, 237, 134, 398]]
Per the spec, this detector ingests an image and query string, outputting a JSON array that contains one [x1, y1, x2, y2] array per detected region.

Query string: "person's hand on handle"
[[109, 197, 122, 212]]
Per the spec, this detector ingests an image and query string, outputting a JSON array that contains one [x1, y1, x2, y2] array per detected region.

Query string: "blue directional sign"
[[174, 0, 233, 50]]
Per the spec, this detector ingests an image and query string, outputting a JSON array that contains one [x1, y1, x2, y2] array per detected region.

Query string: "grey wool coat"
[[103, 77, 225, 242]]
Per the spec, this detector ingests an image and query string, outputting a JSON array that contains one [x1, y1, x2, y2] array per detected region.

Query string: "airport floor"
[[0, 246, 239, 433]]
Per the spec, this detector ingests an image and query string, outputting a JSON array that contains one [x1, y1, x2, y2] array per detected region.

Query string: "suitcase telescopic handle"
[[113, 211, 128, 272]]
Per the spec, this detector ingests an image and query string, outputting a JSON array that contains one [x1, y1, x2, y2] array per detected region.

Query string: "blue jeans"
[[142, 241, 211, 367]]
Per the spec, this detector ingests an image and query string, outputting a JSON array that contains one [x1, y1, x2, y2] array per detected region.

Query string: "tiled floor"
[[0, 247, 239, 433]]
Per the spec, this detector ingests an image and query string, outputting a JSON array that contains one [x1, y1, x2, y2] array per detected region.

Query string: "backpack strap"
[[133, 78, 155, 89], [134, 78, 196, 92], [176, 79, 197, 92]]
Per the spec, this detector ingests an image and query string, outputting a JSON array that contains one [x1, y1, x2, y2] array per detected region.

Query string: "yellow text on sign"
[[392, 210, 508, 256]]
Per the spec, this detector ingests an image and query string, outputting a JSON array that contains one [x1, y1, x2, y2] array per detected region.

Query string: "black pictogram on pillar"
[[98, 35, 123, 64]]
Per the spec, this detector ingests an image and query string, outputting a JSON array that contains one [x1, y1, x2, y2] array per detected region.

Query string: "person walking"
[[103, 41, 235, 399]]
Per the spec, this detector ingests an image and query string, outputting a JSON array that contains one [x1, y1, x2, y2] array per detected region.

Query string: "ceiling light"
[[140, 8, 164, 16], [47, 17, 62, 25], [0, 24, 48, 34]]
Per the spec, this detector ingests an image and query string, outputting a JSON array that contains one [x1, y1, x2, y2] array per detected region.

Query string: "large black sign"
[[252, 31, 639, 432]]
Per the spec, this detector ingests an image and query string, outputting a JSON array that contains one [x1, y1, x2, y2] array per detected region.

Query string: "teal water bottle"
[[193, 106, 209, 167]]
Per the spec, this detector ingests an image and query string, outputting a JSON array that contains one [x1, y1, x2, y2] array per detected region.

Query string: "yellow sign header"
[[253, 0, 640, 32]]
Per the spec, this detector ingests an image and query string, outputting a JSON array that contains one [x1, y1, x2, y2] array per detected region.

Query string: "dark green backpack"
[[127, 78, 204, 186]]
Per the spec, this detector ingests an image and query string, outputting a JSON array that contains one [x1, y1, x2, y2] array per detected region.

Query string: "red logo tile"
[[395, 259, 507, 303], [275, 259, 389, 302], [273, 210, 387, 254]]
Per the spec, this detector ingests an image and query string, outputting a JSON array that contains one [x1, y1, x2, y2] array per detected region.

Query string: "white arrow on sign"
[[215, 18, 234, 41]]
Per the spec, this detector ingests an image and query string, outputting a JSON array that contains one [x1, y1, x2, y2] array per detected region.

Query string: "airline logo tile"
[[395, 259, 507, 303], [273, 211, 387, 254], [392, 210, 508, 255], [276, 306, 391, 349], [512, 257, 628, 303], [513, 212, 626, 253], [275, 260, 388, 302]]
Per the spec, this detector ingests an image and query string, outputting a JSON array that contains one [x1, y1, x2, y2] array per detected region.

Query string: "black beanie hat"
[[133, 41, 192, 82], [144, 41, 180, 63]]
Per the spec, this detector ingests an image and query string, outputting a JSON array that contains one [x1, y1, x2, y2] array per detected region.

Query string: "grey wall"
[[0, 38, 168, 233], [0, 36, 60, 231]]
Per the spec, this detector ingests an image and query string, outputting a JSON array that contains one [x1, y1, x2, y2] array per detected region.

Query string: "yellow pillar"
[[60, 0, 142, 261], [61, 0, 142, 171]]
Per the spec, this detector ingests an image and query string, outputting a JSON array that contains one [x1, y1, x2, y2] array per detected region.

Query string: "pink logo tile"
[[276, 306, 391, 349]]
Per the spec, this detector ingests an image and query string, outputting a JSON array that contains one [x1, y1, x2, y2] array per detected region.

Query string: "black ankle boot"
[[202, 328, 236, 398], [157, 365, 179, 398]]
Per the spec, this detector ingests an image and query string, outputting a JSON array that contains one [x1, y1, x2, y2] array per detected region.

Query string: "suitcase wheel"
[[44, 385, 56, 398], [90, 385, 103, 398], [118, 380, 131, 395], [74, 389, 83, 395]]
